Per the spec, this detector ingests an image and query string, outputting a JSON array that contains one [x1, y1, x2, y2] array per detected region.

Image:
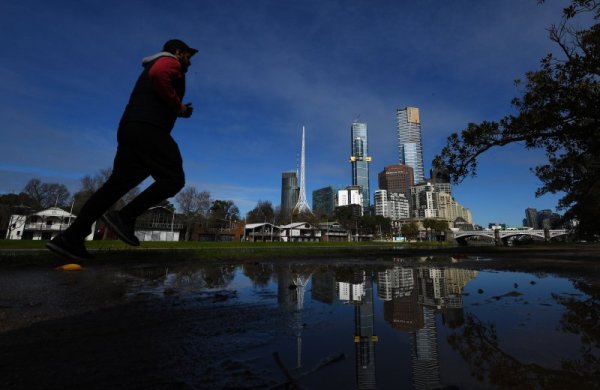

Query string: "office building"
[[350, 121, 371, 211], [410, 182, 437, 218], [374, 190, 410, 220], [389, 192, 410, 220], [337, 185, 364, 217], [525, 207, 538, 228], [430, 167, 451, 195], [374, 190, 389, 218], [281, 171, 299, 215], [312, 186, 336, 216], [397, 107, 425, 183], [378, 164, 414, 198], [338, 186, 363, 207], [434, 192, 472, 223]]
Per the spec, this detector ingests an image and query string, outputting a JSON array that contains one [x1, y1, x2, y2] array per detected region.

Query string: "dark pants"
[[65, 122, 185, 241]]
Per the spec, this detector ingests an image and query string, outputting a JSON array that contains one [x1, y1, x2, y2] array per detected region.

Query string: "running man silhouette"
[[47, 39, 197, 260]]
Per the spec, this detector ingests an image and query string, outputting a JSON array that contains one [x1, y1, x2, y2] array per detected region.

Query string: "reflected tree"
[[243, 262, 274, 288], [447, 313, 598, 388], [552, 279, 600, 378], [201, 265, 236, 289]]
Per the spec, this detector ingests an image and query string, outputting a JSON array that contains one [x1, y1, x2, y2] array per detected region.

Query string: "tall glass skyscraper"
[[397, 107, 425, 184], [281, 171, 299, 215], [350, 121, 371, 211]]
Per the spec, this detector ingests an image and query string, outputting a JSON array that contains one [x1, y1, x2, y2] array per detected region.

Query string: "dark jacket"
[[120, 52, 186, 132]]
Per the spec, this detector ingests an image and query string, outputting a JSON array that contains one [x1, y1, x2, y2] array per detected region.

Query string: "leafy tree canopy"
[[433, 1, 600, 238], [246, 200, 275, 223], [401, 221, 420, 240], [209, 199, 240, 223]]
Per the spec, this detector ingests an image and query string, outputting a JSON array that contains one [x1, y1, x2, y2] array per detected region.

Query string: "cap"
[[163, 39, 198, 56]]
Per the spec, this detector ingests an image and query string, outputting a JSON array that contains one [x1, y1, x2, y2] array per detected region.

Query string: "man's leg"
[[63, 133, 150, 242], [119, 128, 185, 221], [48, 130, 149, 259]]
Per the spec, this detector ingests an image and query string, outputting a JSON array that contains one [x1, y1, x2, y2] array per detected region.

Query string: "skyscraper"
[[397, 107, 425, 184], [312, 186, 336, 216], [281, 171, 299, 215], [525, 207, 538, 228], [350, 121, 371, 211]]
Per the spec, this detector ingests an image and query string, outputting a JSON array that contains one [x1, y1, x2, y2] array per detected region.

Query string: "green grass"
[[0, 239, 453, 250], [0, 239, 457, 264]]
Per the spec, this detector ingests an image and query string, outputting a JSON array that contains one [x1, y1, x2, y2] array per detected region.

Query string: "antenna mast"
[[293, 126, 312, 214]]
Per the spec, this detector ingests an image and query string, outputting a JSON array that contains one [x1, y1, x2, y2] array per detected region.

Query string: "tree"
[[361, 215, 392, 236], [23, 178, 70, 209], [246, 200, 275, 223], [175, 186, 211, 240], [433, 1, 600, 239], [209, 200, 240, 227], [401, 221, 419, 241], [423, 218, 436, 241]]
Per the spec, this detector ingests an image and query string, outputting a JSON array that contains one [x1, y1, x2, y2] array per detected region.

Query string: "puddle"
[[110, 260, 599, 389], [1, 258, 599, 389]]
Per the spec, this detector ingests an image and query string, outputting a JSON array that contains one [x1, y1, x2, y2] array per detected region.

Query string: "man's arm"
[[148, 57, 190, 116]]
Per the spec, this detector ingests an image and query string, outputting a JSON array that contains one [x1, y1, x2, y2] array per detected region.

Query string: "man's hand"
[[178, 103, 193, 118]]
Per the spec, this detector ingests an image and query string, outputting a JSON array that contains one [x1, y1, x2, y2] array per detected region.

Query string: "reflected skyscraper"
[[350, 121, 371, 211], [378, 265, 478, 389], [397, 107, 425, 184], [354, 271, 377, 389], [412, 306, 442, 389], [276, 266, 314, 369]]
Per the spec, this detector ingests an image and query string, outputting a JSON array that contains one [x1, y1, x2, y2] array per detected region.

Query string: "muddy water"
[[0, 257, 598, 389]]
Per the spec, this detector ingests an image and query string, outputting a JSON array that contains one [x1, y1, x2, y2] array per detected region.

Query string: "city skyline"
[[0, 1, 573, 226]]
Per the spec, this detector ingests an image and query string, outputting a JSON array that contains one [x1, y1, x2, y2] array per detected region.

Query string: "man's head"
[[163, 39, 198, 56], [163, 39, 198, 72]]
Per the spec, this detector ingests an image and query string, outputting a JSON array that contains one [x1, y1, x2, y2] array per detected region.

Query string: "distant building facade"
[[397, 107, 425, 183], [378, 164, 414, 198], [350, 121, 371, 211], [375, 190, 410, 221], [338, 186, 363, 208], [134, 206, 183, 242], [523, 207, 561, 229], [434, 192, 472, 223], [525, 207, 538, 228], [429, 167, 451, 195], [312, 186, 337, 216], [389, 192, 410, 220], [281, 171, 299, 215], [5, 207, 93, 241], [374, 190, 390, 217], [410, 182, 438, 218]]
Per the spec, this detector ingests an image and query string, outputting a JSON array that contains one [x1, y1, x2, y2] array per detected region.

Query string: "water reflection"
[[115, 259, 598, 389]]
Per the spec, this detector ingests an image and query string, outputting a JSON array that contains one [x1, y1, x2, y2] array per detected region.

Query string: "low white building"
[[6, 207, 94, 241], [279, 222, 321, 242], [243, 222, 280, 242], [134, 206, 183, 242]]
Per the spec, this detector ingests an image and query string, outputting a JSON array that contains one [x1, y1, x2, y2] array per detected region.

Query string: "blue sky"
[[0, 0, 577, 226]]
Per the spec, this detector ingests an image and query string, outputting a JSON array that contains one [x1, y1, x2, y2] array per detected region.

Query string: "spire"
[[293, 126, 312, 214]]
